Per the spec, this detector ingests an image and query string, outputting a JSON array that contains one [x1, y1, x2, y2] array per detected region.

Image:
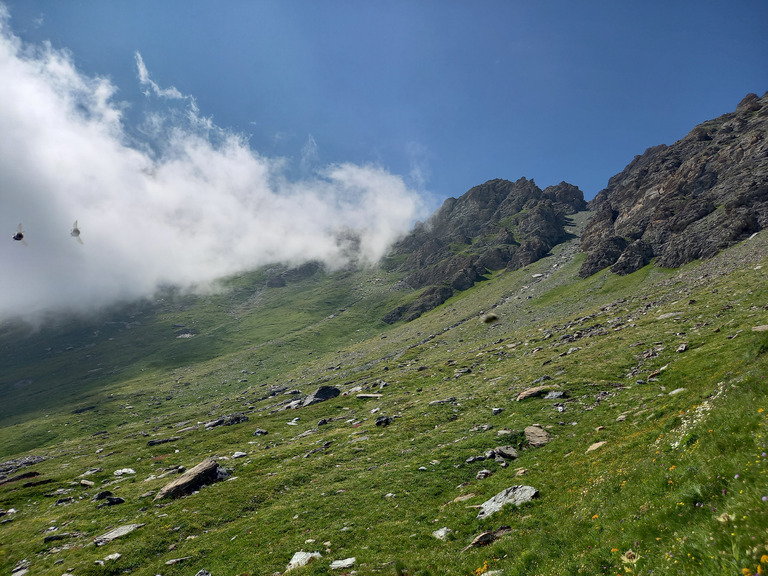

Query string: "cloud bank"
[[0, 11, 423, 324]]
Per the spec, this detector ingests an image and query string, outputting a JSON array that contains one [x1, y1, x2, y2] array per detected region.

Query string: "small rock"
[[80, 479, 95, 487], [476, 469, 493, 480], [94, 523, 144, 546], [462, 526, 512, 551], [668, 388, 686, 395], [517, 384, 560, 401], [676, 343, 688, 353], [432, 527, 452, 540], [97, 497, 125, 508], [492, 407, 504, 415], [113, 468, 135, 476], [194, 570, 212, 576], [329, 557, 356, 570], [147, 436, 181, 447], [429, 397, 456, 406], [752, 325, 768, 332], [11, 560, 29, 576], [586, 441, 607, 454], [524, 425, 551, 447], [104, 553, 121, 561], [165, 556, 193, 565], [375, 415, 393, 427], [232, 451, 247, 459], [253, 428, 269, 436], [204, 413, 249, 430], [286, 551, 321, 572], [494, 446, 518, 460]]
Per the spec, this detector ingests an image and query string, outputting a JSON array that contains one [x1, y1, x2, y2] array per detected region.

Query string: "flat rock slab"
[[286, 551, 321, 572], [524, 425, 551, 447], [476, 485, 538, 519], [204, 413, 249, 430], [516, 385, 560, 401], [586, 441, 607, 454], [494, 445, 518, 460], [330, 557, 356, 569], [154, 458, 224, 500], [94, 523, 144, 546]]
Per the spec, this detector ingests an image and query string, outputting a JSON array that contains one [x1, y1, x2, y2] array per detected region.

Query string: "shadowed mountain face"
[[579, 92, 768, 278], [383, 178, 586, 323]]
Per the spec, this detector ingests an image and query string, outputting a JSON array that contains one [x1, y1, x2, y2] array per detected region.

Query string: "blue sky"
[[5, 1, 767, 203], [1, 1, 767, 322]]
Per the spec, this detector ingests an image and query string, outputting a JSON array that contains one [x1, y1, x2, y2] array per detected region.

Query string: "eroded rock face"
[[383, 178, 586, 323], [580, 92, 768, 278]]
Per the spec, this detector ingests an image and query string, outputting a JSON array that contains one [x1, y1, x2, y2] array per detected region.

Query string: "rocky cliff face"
[[580, 92, 768, 278], [383, 178, 586, 323]]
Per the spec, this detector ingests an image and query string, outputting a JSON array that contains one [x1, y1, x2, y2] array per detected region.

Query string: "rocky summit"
[[383, 178, 586, 322], [580, 91, 768, 277]]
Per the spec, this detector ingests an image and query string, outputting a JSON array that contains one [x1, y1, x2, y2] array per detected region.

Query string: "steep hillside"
[[3, 96, 768, 576], [1, 221, 767, 575], [580, 92, 768, 277]]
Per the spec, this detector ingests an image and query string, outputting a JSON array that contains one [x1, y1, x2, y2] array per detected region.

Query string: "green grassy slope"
[[1, 228, 767, 576]]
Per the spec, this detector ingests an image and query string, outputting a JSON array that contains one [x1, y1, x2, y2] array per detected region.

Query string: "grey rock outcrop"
[[580, 92, 768, 278], [383, 178, 586, 323]]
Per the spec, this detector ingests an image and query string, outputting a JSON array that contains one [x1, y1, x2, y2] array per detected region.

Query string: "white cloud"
[[0, 14, 424, 325], [135, 51, 184, 100]]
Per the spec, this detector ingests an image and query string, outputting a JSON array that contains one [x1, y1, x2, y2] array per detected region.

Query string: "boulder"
[[462, 526, 512, 552], [154, 458, 227, 500], [204, 413, 249, 429], [476, 485, 538, 519], [285, 551, 321, 572], [493, 445, 519, 460], [94, 523, 144, 546], [147, 436, 181, 447], [524, 425, 551, 447], [330, 557, 356, 570], [517, 385, 560, 401], [302, 386, 340, 407]]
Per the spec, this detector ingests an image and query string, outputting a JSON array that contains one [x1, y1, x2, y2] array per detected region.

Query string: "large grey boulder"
[[302, 386, 340, 407], [153, 458, 227, 500], [476, 485, 538, 519]]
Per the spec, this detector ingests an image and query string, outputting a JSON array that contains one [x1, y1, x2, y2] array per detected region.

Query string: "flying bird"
[[12, 223, 27, 245], [71, 220, 83, 244]]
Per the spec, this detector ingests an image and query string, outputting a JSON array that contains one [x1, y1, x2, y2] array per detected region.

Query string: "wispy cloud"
[[300, 133, 319, 174], [0, 14, 424, 325], [135, 51, 185, 100]]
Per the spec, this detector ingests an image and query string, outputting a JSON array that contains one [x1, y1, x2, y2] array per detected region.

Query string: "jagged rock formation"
[[383, 178, 586, 322], [580, 92, 768, 278]]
